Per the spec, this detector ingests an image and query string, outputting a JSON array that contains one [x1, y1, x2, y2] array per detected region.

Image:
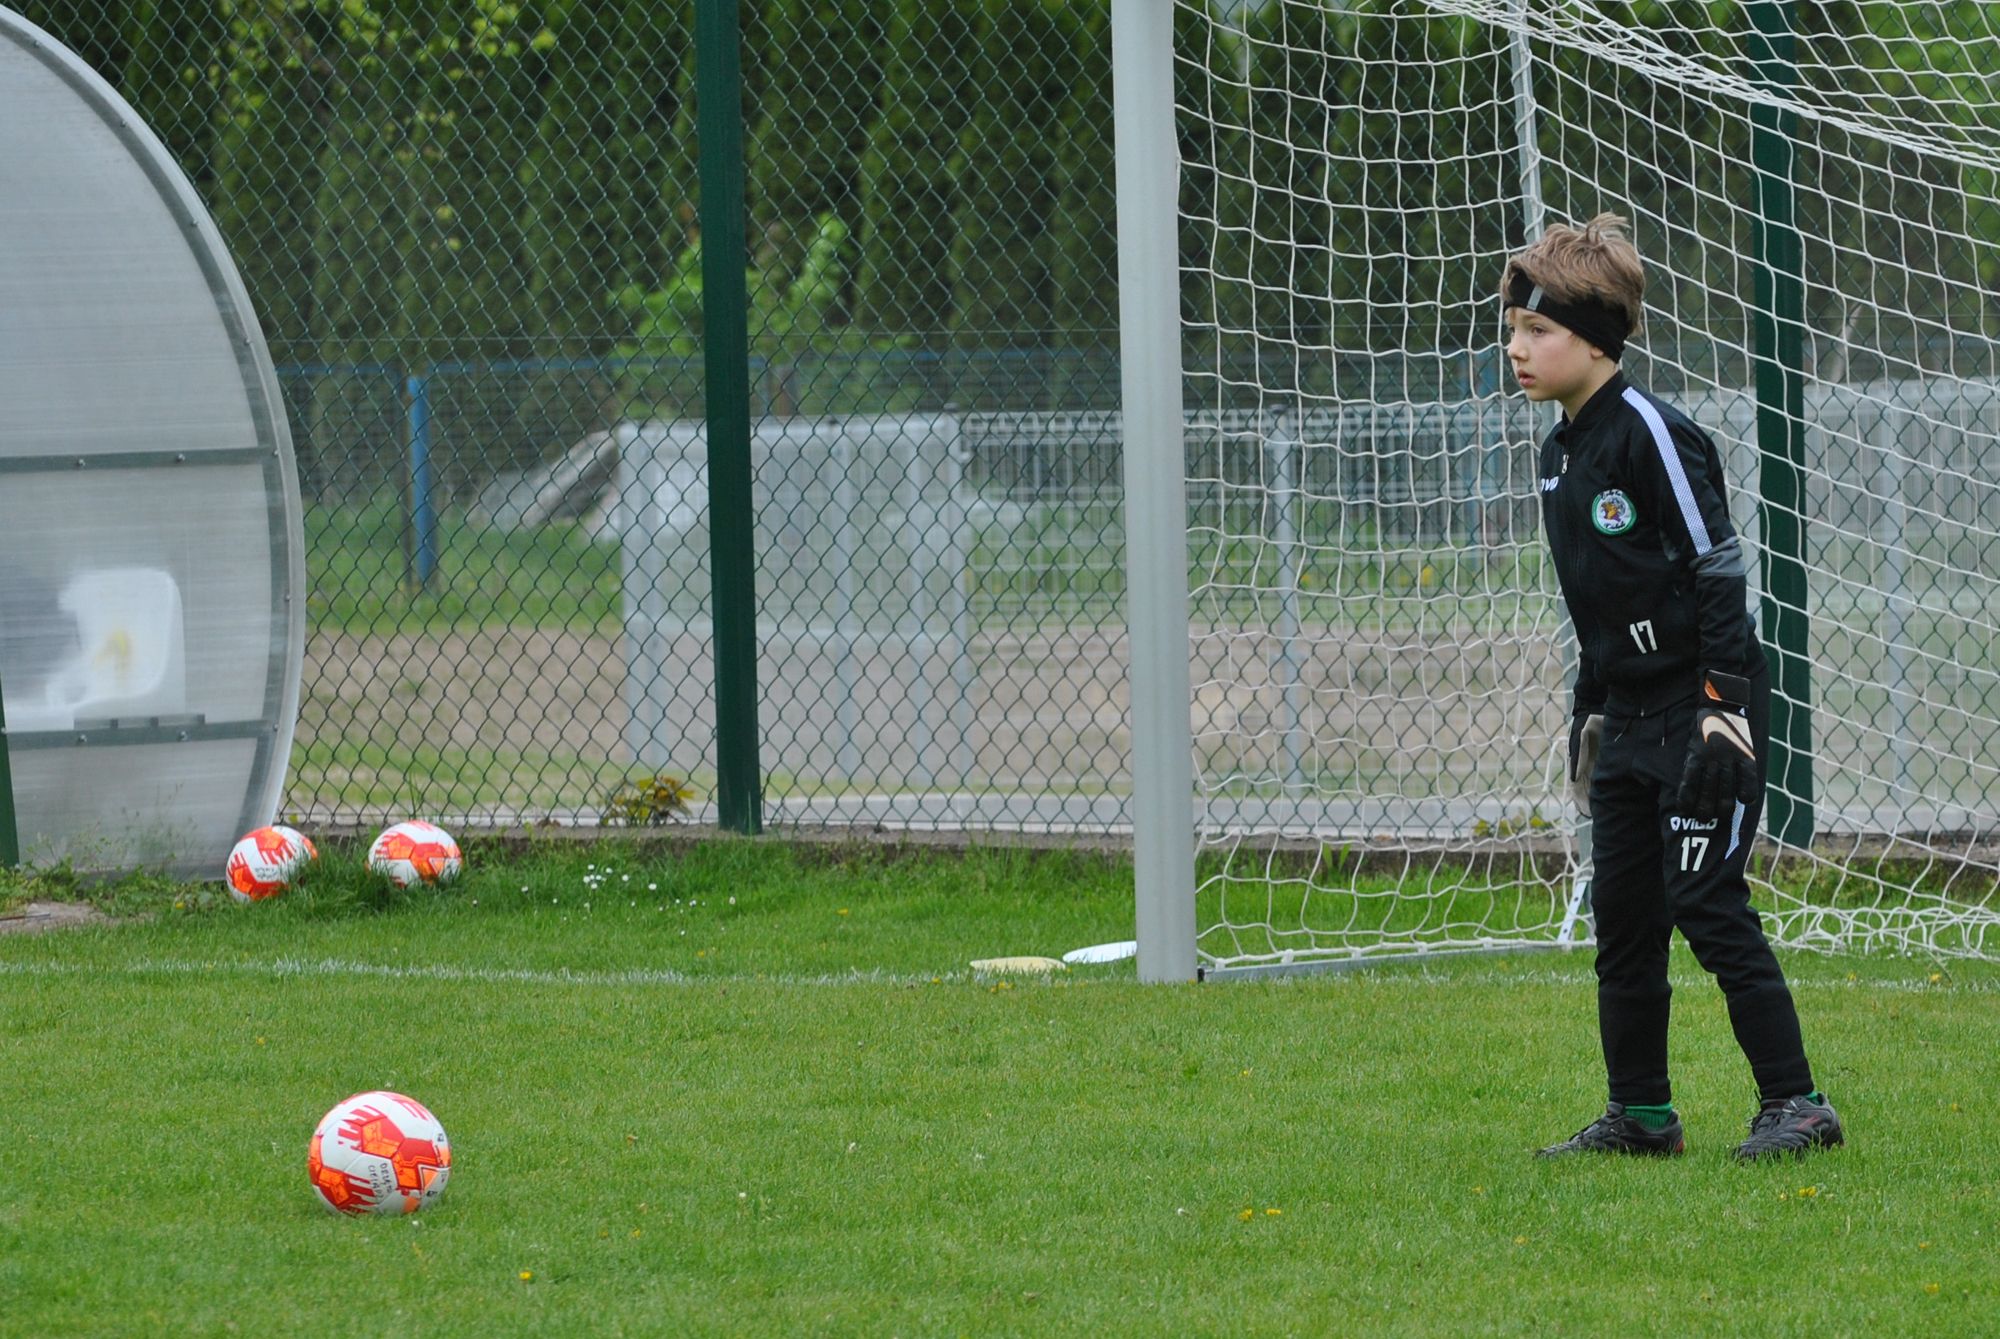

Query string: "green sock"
[[1625, 1103, 1676, 1130]]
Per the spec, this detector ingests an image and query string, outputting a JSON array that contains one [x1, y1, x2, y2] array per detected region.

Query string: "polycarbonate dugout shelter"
[[0, 9, 305, 875]]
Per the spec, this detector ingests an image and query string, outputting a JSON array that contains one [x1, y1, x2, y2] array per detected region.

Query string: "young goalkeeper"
[[1501, 213, 1842, 1162]]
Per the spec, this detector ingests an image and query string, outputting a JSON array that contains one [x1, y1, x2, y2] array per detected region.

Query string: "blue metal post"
[[406, 372, 438, 589], [0, 684, 17, 867]]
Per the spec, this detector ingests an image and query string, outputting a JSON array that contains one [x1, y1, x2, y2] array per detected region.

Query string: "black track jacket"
[[1537, 372, 1760, 718]]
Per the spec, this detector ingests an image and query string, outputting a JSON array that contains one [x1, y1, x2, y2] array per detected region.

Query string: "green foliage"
[[1472, 808, 1556, 839], [17, 0, 1997, 390], [611, 212, 928, 417], [526, 0, 688, 353], [607, 237, 707, 416], [599, 773, 699, 827], [14, 0, 1986, 471], [745, 0, 881, 252], [948, 0, 1069, 341], [853, 0, 978, 337]]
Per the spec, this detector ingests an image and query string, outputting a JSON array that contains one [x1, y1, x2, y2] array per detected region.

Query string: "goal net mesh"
[[1176, 0, 2000, 971]]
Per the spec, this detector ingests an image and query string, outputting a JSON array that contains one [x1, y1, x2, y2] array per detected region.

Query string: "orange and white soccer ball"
[[367, 820, 462, 887], [308, 1090, 452, 1216], [224, 824, 318, 902]]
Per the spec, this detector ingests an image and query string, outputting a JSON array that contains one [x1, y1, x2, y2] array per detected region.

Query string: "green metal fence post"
[[1747, 0, 1814, 848], [696, 0, 763, 834]]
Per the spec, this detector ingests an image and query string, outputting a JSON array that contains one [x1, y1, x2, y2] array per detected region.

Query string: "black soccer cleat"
[[1536, 1103, 1686, 1158], [1734, 1093, 1844, 1162]]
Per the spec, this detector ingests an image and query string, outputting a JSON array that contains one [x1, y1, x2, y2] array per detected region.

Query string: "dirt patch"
[[289, 622, 1575, 823], [0, 901, 113, 935]]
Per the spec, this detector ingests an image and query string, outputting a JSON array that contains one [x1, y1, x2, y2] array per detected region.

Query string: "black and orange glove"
[[1676, 669, 1760, 819]]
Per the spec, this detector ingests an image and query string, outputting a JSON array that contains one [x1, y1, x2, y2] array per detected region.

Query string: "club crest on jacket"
[[1591, 489, 1636, 535]]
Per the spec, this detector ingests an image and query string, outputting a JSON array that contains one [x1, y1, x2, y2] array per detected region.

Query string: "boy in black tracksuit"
[[1501, 215, 1843, 1162]]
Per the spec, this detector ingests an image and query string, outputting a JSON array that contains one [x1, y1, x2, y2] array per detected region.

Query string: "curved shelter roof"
[[0, 9, 305, 875]]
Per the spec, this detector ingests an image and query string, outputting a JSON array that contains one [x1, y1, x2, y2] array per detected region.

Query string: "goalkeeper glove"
[[1568, 712, 1603, 816], [1676, 669, 1760, 819]]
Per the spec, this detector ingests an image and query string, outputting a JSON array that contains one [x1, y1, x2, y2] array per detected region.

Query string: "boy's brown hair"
[[1500, 212, 1645, 357]]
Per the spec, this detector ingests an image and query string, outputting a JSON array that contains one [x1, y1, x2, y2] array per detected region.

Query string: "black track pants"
[[1586, 667, 1815, 1106]]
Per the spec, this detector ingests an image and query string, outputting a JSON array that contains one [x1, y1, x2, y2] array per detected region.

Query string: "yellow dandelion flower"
[[1238, 1209, 1255, 1221], [837, 908, 850, 916], [1265, 1207, 1282, 1216], [1513, 1235, 1527, 1245], [1929, 972, 1943, 983], [1799, 1186, 1818, 1198], [518, 1270, 534, 1282], [1919, 1240, 1931, 1249], [1925, 1283, 1941, 1295]]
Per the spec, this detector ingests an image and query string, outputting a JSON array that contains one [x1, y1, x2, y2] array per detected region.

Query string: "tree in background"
[[526, 0, 689, 355], [744, 0, 881, 307], [1047, 0, 1118, 408], [851, 0, 976, 345], [612, 211, 884, 419], [945, 0, 1071, 409], [19, 0, 1995, 491]]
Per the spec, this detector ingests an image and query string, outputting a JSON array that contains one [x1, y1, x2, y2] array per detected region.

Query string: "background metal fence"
[[9, 0, 1998, 847], [0, 0, 1128, 831]]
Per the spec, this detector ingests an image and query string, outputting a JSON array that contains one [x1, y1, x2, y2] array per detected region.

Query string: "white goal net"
[[1136, 0, 2000, 974]]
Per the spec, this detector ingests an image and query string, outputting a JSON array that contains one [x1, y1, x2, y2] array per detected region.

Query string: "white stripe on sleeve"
[[1622, 386, 1712, 555]]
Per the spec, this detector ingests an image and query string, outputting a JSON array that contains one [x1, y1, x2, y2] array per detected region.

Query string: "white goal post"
[[1115, 0, 2000, 979]]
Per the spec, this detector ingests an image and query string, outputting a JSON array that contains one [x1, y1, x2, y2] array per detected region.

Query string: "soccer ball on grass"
[[308, 1090, 452, 1216], [367, 820, 462, 887], [223, 824, 318, 902]]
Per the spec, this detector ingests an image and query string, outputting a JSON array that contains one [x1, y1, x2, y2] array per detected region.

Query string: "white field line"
[[0, 955, 1988, 994], [0, 957, 939, 989]]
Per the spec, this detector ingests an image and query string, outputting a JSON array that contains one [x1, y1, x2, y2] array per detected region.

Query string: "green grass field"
[[299, 501, 1547, 638], [305, 504, 625, 637], [3, 840, 1997, 1337]]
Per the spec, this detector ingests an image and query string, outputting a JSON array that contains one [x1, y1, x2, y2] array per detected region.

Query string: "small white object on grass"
[[1061, 940, 1138, 966], [969, 956, 1067, 975]]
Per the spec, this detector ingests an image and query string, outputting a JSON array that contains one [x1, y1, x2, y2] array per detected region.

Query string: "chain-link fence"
[[9, 0, 1998, 855], [8, 1, 1131, 831]]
